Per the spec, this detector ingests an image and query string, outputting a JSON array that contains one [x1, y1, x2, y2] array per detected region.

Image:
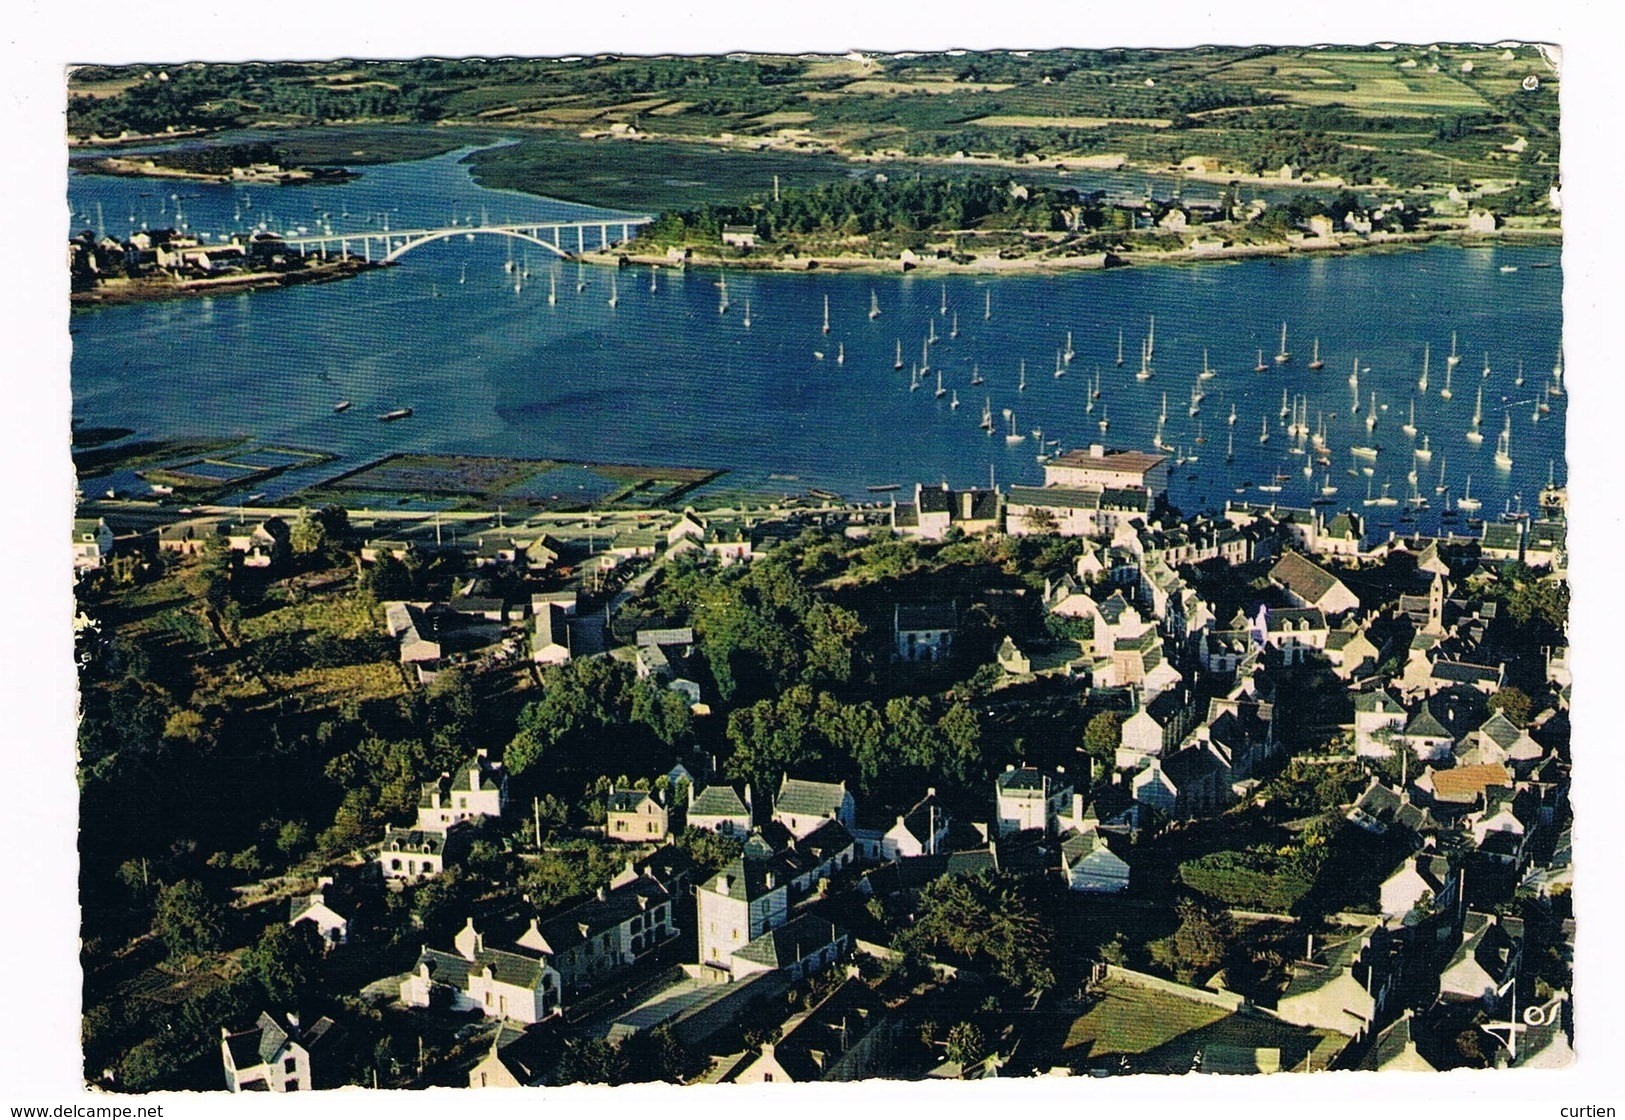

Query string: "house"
[[1357, 1011, 1437, 1073], [721, 224, 757, 248], [416, 750, 508, 830], [1117, 688, 1199, 770], [1466, 786, 1540, 867], [287, 880, 348, 949], [894, 603, 956, 662], [1275, 924, 1402, 1038], [1006, 484, 1150, 538], [1131, 745, 1230, 819], [1415, 763, 1512, 808], [1257, 604, 1329, 664], [667, 508, 709, 548], [773, 776, 856, 838], [1346, 779, 1438, 837], [1268, 551, 1360, 615], [401, 934, 562, 1025], [1464, 711, 1544, 773], [73, 517, 115, 570], [1325, 623, 1383, 680], [1042, 446, 1170, 499], [687, 782, 754, 839], [532, 604, 572, 665], [530, 871, 681, 991], [993, 765, 1074, 838], [696, 839, 791, 977], [1060, 831, 1130, 893], [730, 914, 849, 981], [1438, 912, 1521, 1006], [384, 601, 442, 665], [1353, 689, 1408, 757], [606, 787, 670, 843], [894, 483, 1001, 541], [996, 635, 1032, 675], [468, 1022, 561, 1088], [880, 790, 951, 861], [728, 978, 897, 1083], [378, 823, 472, 882], [1395, 700, 1461, 763], [220, 1011, 335, 1092], [1479, 521, 1524, 561], [1378, 852, 1459, 922]]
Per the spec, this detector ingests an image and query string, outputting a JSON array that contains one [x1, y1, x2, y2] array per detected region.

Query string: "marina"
[[68, 145, 1565, 541]]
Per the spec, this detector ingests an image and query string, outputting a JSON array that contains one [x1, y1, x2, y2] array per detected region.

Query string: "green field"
[[68, 44, 1561, 205]]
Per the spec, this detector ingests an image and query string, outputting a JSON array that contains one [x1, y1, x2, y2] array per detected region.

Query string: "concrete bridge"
[[275, 216, 655, 264]]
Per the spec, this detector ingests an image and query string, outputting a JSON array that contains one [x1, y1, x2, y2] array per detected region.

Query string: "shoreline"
[[71, 155, 359, 186], [588, 225, 1560, 278], [71, 259, 387, 307]]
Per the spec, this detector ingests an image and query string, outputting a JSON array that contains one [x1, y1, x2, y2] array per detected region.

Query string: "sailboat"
[[1312, 410, 1327, 450], [1414, 435, 1433, 463], [984, 290, 992, 322], [1228, 403, 1237, 426], [1054, 349, 1066, 379], [1402, 400, 1417, 437], [1116, 328, 1125, 367], [951, 313, 960, 339], [1457, 474, 1482, 512], [1308, 337, 1325, 371], [1447, 330, 1462, 368], [971, 363, 985, 386], [1275, 322, 1291, 364], [1436, 456, 1448, 495], [1550, 340, 1565, 396], [837, 342, 845, 366], [1320, 473, 1338, 497], [1481, 352, 1492, 380], [1418, 342, 1430, 392], [1279, 389, 1290, 420], [649, 266, 658, 293], [950, 390, 960, 411], [980, 397, 995, 432], [1349, 354, 1361, 390], [1226, 429, 1235, 462], [1189, 384, 1201, 417], [743, 298, 753, 329], [1147, 316, 1157, 360], [577, 262, 588, 292], [1253, 348, 1268, 373], [1368, 479, 1399, 507], [869, 289, 881, 320], [1098, 404, 1110, 432], [910, 365, 921, 392], [1018, 359, 1028, 392], [1515, 359, 1525, 388], [607, 272, 618, 308], [718, 274, 729, 314], [1090, 370, 1100, 399], [1199, 348, 1216, 380], [1259, 416, 1270, 444], [459, 262, 468, 285], [1136, 338, 1153, 381], [547, 271, 557, 306], [928, 319, 938, 346], [895, 340, 904, 370], [1160, 393, 1169, 425], [822, 295, 830, 335], [1440, 360, 1453, 400], [934, 370, 945, 398], [1466, 385, 1484, 443], [1004, 408, 1026, 444], [1064, 331, 1075, 364], [940, 284, 948, 316], [1366, 392, 1378, 429], [504, 240, 515, 273], [1494, 412, 1514, 469]]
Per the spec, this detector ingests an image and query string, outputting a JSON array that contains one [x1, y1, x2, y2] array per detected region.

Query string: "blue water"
[[69, 146, 1565, 535]]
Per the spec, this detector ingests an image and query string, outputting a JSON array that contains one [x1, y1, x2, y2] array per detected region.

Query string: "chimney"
[[285, 1011, 299, 1031], [596, 886, 608, 902], [717, 875, 731, 896], [1073, 791, 1084, 822], [1306, 933, 1315, 960], [1005, 763, 1015, 773]]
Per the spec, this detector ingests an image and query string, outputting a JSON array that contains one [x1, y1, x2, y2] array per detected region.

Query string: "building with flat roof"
[[1043, 446, 1169, 497]]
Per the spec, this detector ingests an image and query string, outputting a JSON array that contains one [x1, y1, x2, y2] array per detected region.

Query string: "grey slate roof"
[[776, 777, 848, 818], [1270, 550, 1342, 604], [732, 914, 843, 969]]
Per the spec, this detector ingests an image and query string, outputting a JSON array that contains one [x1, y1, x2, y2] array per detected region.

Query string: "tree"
[[944, 1021, 987, 1068], [1488, 686, 1533, 726], [154, 880, 225, 967], [1148, 899, 1233, 984], [245, 922, 324, 1005], [1083, 711, 1123, 770], [289, 507, 328, 558], [363, 554, 414, 600]]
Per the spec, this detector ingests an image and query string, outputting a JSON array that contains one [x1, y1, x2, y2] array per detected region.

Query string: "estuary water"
[[69, 145, 1565, 535]]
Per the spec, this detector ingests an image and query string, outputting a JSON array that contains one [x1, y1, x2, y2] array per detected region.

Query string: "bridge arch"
[[382, 227, 577, 263]]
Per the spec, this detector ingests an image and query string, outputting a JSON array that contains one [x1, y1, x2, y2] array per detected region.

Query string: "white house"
[[401, 929, 562, 1025], [773, 776, 857, 839], [221, 1011, 332, 1092], [378, 823, 470, 882], [880, 790, 950, 861], [1268, 551, 1360, 615], [416, 750, 508, 830], [1060, 832, 1130, 893], [688, 782, 754, 839], [697, 840, 791, 977], [287, 880, 348, 949], [73, 517, 115, 571], [1353, 689, 1408, 758], [993, 765, 1073, 837], [894, 603, 957, 662]]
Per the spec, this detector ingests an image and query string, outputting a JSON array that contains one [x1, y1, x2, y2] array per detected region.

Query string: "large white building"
[[1042, 446, 1169, 498]]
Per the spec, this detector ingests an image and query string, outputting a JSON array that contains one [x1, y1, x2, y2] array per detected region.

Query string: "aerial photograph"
[[64, 39, 1572, 1091]]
